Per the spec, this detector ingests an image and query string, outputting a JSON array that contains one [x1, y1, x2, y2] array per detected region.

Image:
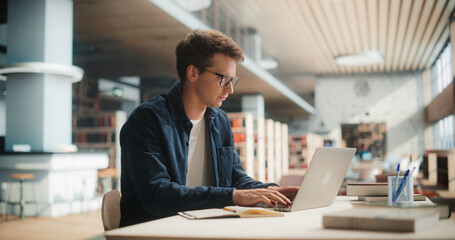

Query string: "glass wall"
[[433, 115, 454, 149], [430, 43, 454, 149]]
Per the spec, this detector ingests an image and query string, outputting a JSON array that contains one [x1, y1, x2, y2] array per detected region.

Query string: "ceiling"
[[218, 0, 455, 76], [73, 0, 455, 118]]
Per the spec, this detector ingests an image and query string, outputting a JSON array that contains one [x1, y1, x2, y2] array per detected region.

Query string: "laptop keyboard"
[[254, 203, 292, 212], [274, 204, 292, 212]]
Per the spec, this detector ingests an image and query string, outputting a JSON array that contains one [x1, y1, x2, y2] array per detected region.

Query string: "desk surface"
[[105, 196, 455, 240]]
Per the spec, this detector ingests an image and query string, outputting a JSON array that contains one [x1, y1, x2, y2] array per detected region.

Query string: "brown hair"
[[175, 29, 244, 86]]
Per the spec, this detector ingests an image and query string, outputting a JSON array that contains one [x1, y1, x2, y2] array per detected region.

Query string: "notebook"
[[271, 147, 356, 212]]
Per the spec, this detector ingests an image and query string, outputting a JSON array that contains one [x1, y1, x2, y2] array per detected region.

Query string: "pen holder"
[[388, 176, 413, 206]]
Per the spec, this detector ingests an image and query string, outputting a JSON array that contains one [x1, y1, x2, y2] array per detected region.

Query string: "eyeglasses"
[[205, 69, 240, 87]]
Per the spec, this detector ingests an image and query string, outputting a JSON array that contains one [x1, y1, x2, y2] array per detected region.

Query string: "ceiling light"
[[0, 62, 84, 82], [334, 50, 383, 66], [258, 57, 279, 70], [174, 0, 211, 12]]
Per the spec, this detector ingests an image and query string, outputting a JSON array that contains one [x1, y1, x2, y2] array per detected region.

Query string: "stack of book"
[[323, 207, 439, 232], [323, 202, 451, 232], [346, 182, 425, 201]]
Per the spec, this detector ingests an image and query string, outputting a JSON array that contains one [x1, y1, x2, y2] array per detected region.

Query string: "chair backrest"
[[101, 189, 121, 231]]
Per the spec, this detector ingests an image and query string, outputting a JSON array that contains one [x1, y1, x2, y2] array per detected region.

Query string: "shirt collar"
[[167, 82, 189, 121], [205, 106, 217, 120], [167, 81, 218, 121]]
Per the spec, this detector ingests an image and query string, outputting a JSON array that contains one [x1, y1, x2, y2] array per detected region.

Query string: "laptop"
[[271, 147, 356, 212]]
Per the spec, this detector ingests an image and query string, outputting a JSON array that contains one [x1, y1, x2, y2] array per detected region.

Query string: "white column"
[[5, 0, 74, 152], [281, 124, 289, 176], [274, 121, 282, 183], [266, 119, 275, 183], [241, 94, 264, 119], [244, 113, 254, 177], [256, 117, 266, 182]]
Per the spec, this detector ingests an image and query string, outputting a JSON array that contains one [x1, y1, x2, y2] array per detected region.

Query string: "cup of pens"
[[388, 166, 415, 206]]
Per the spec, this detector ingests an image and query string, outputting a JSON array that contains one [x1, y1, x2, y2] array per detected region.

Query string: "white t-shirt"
[[186, 117, 214, 188]]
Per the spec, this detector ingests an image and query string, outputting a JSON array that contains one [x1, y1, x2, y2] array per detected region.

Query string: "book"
[[351, 201, 452, 219], [357, 194, 426, 202], [323, 207, 439, 232], [346, 183, 388, 196], [178, 206, 284, 220]]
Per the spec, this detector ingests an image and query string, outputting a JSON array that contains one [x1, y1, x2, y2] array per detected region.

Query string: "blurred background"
[[0, 0, 454, 239]]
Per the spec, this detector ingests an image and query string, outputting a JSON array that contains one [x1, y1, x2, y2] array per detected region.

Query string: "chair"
[[101, 189, 121, 231], [6, 173, 38, 221], [97, 168, 119, 195]]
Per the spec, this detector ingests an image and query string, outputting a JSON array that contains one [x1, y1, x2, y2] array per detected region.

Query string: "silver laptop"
[[274, 147, 356, 212]]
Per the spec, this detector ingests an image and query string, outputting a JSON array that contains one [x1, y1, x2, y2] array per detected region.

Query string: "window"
[[433, 115, 454, 149], [431, 43, 452, 98], [430, 43, 454, 149]]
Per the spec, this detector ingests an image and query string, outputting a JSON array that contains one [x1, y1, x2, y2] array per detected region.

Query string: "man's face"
[[194, 53, 237, 108]]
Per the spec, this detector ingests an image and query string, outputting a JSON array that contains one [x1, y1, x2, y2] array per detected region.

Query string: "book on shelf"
[[346, 182, 388, 196], [357, 194, 426, 202], [351, 201, 452, 219], [178, 206, 284, 220], [323, 207, 439, 232], [74, 115, 116, 128]]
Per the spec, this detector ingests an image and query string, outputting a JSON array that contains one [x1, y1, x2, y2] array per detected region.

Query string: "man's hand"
[[266, 186, 299, 201], [233, 186, 299, 207]]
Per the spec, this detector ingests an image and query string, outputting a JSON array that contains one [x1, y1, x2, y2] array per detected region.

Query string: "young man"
[[119, 29, 298, 227]]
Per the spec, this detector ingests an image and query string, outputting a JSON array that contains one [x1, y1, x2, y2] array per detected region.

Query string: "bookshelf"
[[288, 133, 323, 169], [341, 122, 386, 159], [227, 113, 289, 183], [422, 149, 455, 192], [72, 77, 100, 113], [272, 122, 290, 183], [227, 112, 254, 178], [274, 121, 282, 183], [254, 117, 266, 182], [72, 111, 127, 176], [265, 119, 275, 182], [72, 77, 127, 190], [281, 124, 289, 177], [420, 149, 455, 212]]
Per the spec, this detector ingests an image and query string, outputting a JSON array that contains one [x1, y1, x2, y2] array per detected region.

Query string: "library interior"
[[0, 0, 455, 239]]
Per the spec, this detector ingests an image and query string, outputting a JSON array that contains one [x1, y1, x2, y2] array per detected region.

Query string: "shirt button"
[[186, 141, 189, 146], [186, 121, 191, 127]]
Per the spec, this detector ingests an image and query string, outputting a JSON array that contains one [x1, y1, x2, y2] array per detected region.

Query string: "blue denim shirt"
[[119, 82, 275, 227]]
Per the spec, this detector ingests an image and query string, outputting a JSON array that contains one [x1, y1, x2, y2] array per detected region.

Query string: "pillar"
[[241, 94, 264, 119], [5, 0, 74, 152]]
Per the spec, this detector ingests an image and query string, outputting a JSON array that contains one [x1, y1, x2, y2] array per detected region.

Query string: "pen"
[[223, 207, 236, 213], [392, 164, 400, 200], [393, 169, 410, 203], [409, 166, 416, 179], [394, 167, 416, 203]]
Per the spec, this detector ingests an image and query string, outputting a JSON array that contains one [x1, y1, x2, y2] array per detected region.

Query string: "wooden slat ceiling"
[[73, 0, 455, 117], [217, 0, 455, 76]]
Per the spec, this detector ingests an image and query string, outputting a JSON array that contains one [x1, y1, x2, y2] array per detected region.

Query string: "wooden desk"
[[105, 196, 455, 240]]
